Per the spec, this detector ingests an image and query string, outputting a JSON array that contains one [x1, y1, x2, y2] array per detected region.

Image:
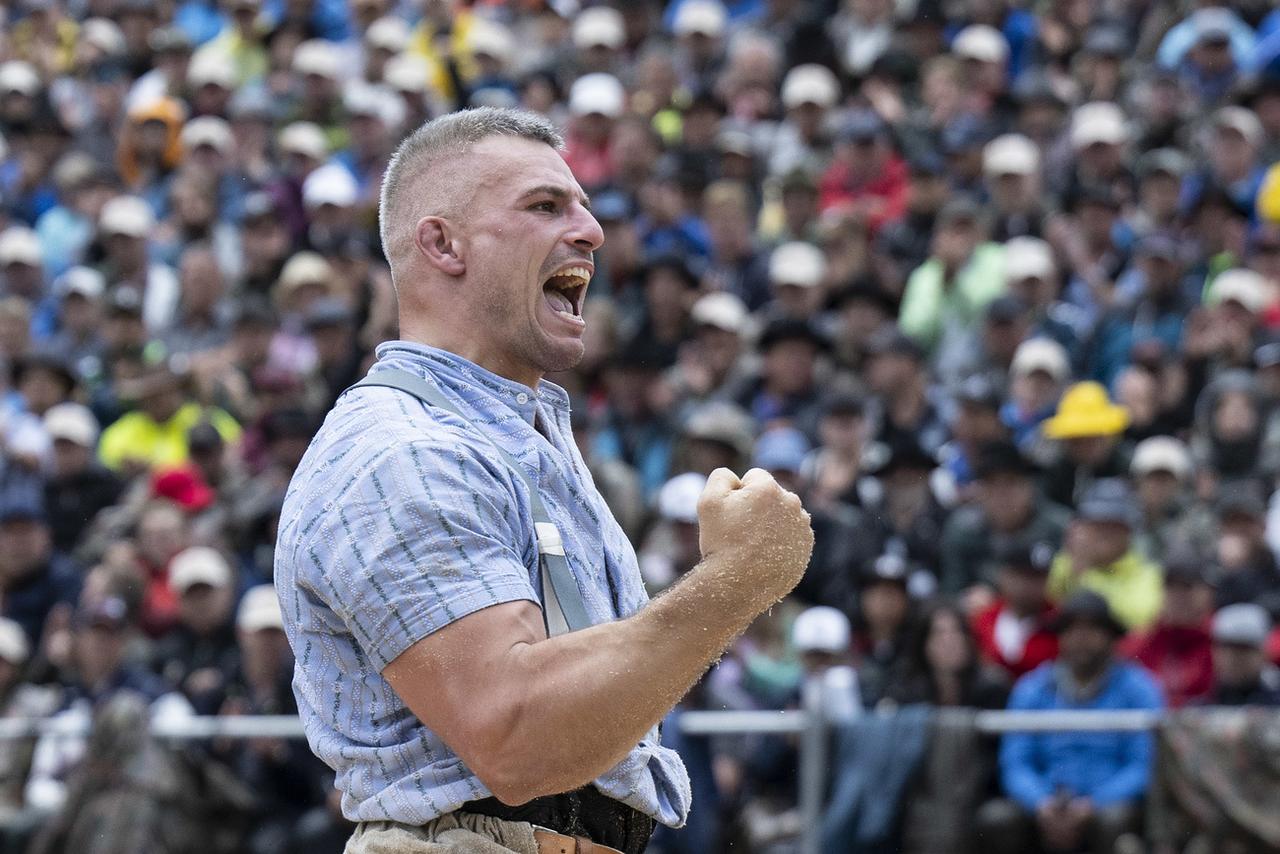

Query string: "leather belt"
[[533, 828, 624, 854]]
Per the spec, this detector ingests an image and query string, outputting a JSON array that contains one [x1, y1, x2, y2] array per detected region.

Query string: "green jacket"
[[899, 243, 1006, 351]]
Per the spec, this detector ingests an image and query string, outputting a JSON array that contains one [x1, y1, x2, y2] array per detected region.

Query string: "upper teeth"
[[549, 267, 591, 289]]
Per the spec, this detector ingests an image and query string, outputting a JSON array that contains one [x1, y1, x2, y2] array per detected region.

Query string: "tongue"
[[544, 288, 574, 315]]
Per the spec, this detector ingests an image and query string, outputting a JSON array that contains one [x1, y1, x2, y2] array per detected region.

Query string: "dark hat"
[[941, 116, 994, 154], [870, 439, 937, 477], [864, 551, 910, 586], [231, 297, 277, 329], [954, 374, 1003, 410], [821, 392, 866, 419], [641, 252, 701, 289], [1076, 478, 1140, 527], [1012, 73, 1067, 108], [993, 539, 1056, 575], [1136, 232, 1181, 262], [1216, 479, 1268, 520], [1072, 184, 1123, 212], [986, 295, 1029, 325], [907, 149, 947, 178], [833, 278, 896, 314], [1051, 590, 1126, 636], [1163, 548, 1218, 588], [972, 440, 1038, 479], [840, 110, 887, 143], [757, 317, 829, 353], [12, 351, 76, 393], [1136, 148, 1190, 180], [779, 168, 819, 193], [937, 195, 985, 227], [303, 297, 354, 330], [866, 326, 925, 361], [187, 422, 224, 454], [0, 478, 46, 524]]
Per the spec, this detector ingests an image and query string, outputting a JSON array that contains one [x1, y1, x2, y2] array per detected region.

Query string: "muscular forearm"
[[488, 551, 772, 802]]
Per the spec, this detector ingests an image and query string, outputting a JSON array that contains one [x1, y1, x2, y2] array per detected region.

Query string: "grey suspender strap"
[[349, 369, 593, 636]]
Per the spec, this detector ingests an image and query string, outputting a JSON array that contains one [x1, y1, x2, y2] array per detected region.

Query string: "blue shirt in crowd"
[[275, 341, 691, 828], [1000, 661, 1164, 810]]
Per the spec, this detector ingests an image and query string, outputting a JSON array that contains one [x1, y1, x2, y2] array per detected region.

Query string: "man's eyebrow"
[[518, 185, 592, 211]]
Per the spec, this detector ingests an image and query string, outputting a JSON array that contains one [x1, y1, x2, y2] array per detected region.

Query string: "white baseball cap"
[[0, 619, 30, 666], [302, 163, 359, 209], [0, 61, 41, 97], [43, 402, 100, 448], [54, 266, 106, 300], [792, 606, 851, 654], [82, 18, 126, 56], [1208, 268, 1270, 314], [953, 24, 1009, 63], [569, 72, 625, 118], [293, 39, 342, 79], [657, 472, 707, 524], [99, 195, 156, 238], [278, 251, 334, 293], [180, 115, 234, 154], [781, 64, 840, 110], [1071, 101, 1129, 149], [365, 16, 410, 53], [673, 0, 727, 38], [573, 6, 626, 50], [237, 584, 285, 632], [983, 133, 1039, 177], [383, 53, 431, 93], [0, 226, 41, 267], [1003, 236, 1056, 283], [170, 546, 234, 593], [278, 121, 329, 160], [1212, 106, 1263, 149], [187, 49, 237, 89], [468, 19, 514, 62], [769, 241, 826, 288], [1010, 337, 1070, 381], [691, 292, 749, 334], [1131, 436, 1191, 480]]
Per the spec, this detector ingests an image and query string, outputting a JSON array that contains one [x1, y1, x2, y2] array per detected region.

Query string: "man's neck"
[[398, 325, 543, 390]]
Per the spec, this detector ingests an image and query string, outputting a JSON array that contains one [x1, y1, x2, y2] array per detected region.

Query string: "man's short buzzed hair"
[[378, 107, 564, 261]]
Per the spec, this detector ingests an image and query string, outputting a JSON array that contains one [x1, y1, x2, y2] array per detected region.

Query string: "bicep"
[[383, 599, 546, 769]]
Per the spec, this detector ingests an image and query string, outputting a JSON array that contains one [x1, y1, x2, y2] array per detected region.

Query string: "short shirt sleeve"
[[297, 438, 540, 671]]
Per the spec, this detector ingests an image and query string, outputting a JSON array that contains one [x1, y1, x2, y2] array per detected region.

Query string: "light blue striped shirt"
[[275, 341, 691, 828]]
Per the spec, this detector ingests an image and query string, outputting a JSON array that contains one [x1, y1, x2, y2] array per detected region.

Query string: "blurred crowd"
[[2, 0, 1280, 851]]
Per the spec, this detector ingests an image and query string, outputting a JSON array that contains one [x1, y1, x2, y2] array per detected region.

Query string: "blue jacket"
[[1000, 661, 1163, 810]]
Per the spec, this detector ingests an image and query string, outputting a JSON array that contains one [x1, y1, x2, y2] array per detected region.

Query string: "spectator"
[[1211, 482, 1280, 618], [1206, 603, 1280, 706], [41, 402, 124, 555], [1040, 381, 1133, 508], [0, 479, 80, 648], [972, 541, 1060, 679], [977, 591, 1163, 854], [151, 545, 239, 713], [792, 605, 861, 723], [1003, 337, 1071, 454], [854, 552, 915, 709], [1129, 436, 1200, 564], [886, 600, 1010, 709], [1123, 551, 1217, 708], [1048, 479, 1165, 631]]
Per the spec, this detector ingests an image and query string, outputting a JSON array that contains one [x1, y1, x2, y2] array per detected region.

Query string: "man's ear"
[[414, 216, 466, 276]]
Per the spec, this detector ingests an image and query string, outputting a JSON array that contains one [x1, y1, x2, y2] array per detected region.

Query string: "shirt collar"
[[373, 340, 571, 426]]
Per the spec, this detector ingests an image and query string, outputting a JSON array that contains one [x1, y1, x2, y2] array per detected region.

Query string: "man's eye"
[[531, 201, 557, 213]]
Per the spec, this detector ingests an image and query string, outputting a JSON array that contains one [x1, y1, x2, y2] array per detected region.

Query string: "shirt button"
[[516, 393, 529, 405]]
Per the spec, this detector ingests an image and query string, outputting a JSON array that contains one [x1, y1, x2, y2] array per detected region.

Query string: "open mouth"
[[541, 265, 590, 320]]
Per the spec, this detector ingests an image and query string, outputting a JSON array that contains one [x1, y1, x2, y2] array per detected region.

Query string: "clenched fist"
[[696, 468, 814, 608]]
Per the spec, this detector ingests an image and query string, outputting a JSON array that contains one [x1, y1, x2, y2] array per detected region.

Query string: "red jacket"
[[817, 154, 908, 235], [1121, 621, 1213, 708], [972, 600, 1058, 679]]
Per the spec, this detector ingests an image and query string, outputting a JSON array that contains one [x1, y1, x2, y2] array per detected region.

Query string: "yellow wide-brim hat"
[[1042, 381, 1130, 440]]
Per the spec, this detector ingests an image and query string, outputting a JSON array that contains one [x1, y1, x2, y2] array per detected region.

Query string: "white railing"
[[1, 705, 1170, 854]]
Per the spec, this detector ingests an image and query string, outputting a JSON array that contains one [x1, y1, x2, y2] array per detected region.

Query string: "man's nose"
[[568, 205, 605, 252]]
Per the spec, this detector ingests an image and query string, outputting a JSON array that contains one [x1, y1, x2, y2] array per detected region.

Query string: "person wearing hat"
[[765, 241, 828, 320], [863, 439, 949, 580], [860, 327, 948, 461], [668, 292, 753, 411], [1129, 436, 1203, 565], [97, 194, 180, 335], [563, 73, 625, 192], [0, 227, 46, 308], [971, 541, 1059, 678], [854, 552, 916, 709], [770, 64, 841, 178], [941, 440, 1070, 597], [1208, 480, 1280, 618], [42, 402, 124, 555], [979, 590, 1162, 854], [1122, 549, 1217, 708], [792, 606, 862, 722], [982, 134, 1046, 243], [1206, 603, 1280, 706], [675, 400, 755, 481], [1040, 381, 1133, 509], [898, 195, 1005, 356], [1133, 148, 1188, 235], [876, 152, 949, 280], [1048, 478, 1164, 631], [637, 472, 708, 592], [945, 374, 1012, 488], [151, 546, 239, 713], [1002, 337, 1070, 452], [1192, 370, 1274, 482], [740, 317, 828, 439], [1091, 232, 1195, 388], [0, 477, 81, 648], [46, 266, 107, 369], [817, 109, 908, 235]]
